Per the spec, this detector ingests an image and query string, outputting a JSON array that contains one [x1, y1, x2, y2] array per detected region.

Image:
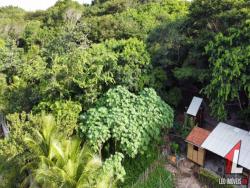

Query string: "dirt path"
[[164, 160, 204, 188]]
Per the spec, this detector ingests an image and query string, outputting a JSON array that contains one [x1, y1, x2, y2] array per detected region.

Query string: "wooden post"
[[0, 114, 9, 138]]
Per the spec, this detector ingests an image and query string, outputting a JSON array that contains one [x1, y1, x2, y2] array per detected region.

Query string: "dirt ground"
[[164, 159, 205, 188], [161, 134, 203, 188]]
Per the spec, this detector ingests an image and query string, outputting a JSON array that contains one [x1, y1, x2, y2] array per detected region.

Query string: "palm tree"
[[22, 114, 123, 188]]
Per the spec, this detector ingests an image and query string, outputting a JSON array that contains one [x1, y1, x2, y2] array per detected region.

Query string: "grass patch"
[[121, 139, 174, 188], [131, 165, 174, 188], [121, 142, 161, 187]]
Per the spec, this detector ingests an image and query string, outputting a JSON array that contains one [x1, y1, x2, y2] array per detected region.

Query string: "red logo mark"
[[241, 177, 248, 185], [225, 141, 243, 174]]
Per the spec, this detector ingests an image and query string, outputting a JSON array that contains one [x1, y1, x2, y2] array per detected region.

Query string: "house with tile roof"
[[185, 123, 250, 177], [184, 95, 250, 177]]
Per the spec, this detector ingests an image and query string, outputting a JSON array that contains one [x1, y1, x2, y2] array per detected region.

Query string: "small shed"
[[186, 96, 204, 126], [186, 127, 210, 166]]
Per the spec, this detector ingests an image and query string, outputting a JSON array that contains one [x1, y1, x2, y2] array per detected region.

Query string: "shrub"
[[79, 86, 174, 158], [170, 142, 179, 155], [197, 168, 234, 188]]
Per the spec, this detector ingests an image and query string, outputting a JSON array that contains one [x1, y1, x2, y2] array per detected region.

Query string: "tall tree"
[[204, 22, 250, 120]]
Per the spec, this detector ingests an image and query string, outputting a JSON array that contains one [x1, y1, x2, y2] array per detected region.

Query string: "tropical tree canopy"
[[0, 0, 250, 187], [79, 86, 174, 158], [204, 22, 250, 119]]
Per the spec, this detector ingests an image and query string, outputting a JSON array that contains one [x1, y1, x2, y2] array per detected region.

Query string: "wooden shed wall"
[[187, 143, 205, 166], [187, 143, 193, 159]]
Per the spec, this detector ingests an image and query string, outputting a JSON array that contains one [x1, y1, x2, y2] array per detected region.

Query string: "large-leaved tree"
[[79, 86, 174, 158]]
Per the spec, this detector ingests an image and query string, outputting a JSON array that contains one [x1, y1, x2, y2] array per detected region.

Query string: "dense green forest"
[[0, 0, 249, 187]]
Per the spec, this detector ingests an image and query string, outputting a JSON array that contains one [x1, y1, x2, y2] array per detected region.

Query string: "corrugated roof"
[[202, 122, 250, 170], [186, 127, 211, 147], [186, 97, 203, 116]]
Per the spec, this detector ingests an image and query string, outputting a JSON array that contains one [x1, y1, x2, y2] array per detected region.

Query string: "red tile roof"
[[186, 127, 210, 147]]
